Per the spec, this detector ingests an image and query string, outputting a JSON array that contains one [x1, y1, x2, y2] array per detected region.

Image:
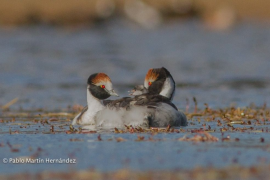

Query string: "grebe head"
[[88, 73, 119, 100], [144, 67, 175, 100]]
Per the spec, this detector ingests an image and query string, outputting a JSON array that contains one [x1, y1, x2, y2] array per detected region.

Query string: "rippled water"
[[0, 132, 269, 175], [1, 20, 270, 110], [1, 19, 270, 175]]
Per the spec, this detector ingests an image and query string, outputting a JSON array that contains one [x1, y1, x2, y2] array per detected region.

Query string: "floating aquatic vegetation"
[[97, 134, 102, 141], [7, 142, 20, 152], [1, 98, 19, 110], [0, 100, 269, 136], [115, 137, 126, 142], [1, 101, 270, 178], [178, 131, 219, 142], [135, 135, 145, 141]]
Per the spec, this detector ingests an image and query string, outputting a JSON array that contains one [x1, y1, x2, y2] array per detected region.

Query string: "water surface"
[[1, 19, 270, 175]]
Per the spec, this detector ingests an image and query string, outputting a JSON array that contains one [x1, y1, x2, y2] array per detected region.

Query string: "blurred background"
[[0, 0, 270, 110]]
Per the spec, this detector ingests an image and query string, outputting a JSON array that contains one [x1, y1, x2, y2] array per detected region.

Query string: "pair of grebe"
[[72, 67, 187, 128]]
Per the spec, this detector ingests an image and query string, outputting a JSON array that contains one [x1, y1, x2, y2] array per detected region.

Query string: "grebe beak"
[[106, 89, 119, 97]]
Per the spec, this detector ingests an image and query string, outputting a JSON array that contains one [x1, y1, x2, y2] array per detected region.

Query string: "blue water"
[[1, 19, 270, 174], [0, 20, 270, 110], [0, 132, 269, 175]]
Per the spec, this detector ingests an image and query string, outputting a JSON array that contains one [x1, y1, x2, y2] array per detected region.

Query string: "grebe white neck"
[[160, 77, 175, 100]]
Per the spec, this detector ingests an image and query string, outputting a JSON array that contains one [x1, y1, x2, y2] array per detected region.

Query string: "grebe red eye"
[[148, 82, 152, 86], [101, 85, 105, 88]]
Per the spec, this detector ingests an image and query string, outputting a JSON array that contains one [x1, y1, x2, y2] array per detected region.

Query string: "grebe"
[[96, 67, 187, 128], [129, 67, 175, 100], [72, 73, 118, 125]]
